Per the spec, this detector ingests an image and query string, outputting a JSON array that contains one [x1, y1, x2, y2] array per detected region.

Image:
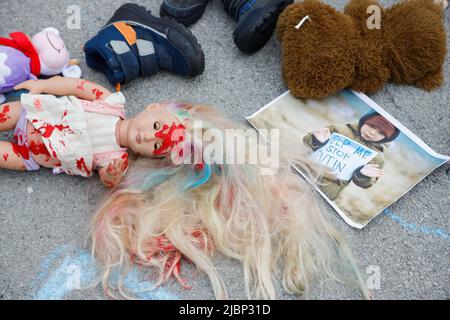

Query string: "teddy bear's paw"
[[414, 70, 444, 91], [434, 0, 448, 10]]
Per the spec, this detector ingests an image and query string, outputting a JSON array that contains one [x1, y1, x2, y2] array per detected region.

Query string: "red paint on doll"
[[13, 133, 21, 144], [106, 162, 114, 174], [12, 143, 30, 160], [104, 180, 115, 188], [121, 153, 129, 171], [92, 88, 104, 100], [34, 98, 42, 111], [76, 157, 91, 176], [48, 141, 57, 158], [30, 128, 41, 135], [61, 110, 69, 120], [37, 123, 73, 138], [76, 80, 87, 92], [153, 123, 186, 155], [29, 141, 50, 157], [195, 163, 205, 171], [3, 153, 9, 161], [0, 105, 11, 123]]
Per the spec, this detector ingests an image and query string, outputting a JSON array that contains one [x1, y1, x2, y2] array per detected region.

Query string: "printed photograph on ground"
[[247, 90, 449, 228]]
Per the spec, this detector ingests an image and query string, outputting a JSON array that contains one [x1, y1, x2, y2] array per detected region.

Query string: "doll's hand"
[[99, 156, 129, 188], [360, 164, 384, 178], [14, 79, 52, 94], [312, 128, 331, 143]]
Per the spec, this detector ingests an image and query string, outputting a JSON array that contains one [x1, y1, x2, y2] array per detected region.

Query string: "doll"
[[277, 0, 448, 99], [0, 28, 82, 103], [0, 76, 369, 299], [0, 76, 167, 188]]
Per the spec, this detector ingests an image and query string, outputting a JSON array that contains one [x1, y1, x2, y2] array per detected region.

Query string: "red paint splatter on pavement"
[[92, 88, 104, 100], [76, 157, 91, 176], [0, 105, 11, 123]]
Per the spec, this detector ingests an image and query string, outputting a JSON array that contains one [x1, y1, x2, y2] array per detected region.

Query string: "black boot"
[[222, 0, 293, 54], [160, 0, 210, 26]]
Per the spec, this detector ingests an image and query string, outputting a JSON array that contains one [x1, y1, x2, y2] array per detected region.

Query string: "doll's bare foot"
[[434, 0, 448, 10]]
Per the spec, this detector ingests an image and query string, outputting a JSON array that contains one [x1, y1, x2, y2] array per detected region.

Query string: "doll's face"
[[360, 124, 386, 142], [126, 103, 187, 157]]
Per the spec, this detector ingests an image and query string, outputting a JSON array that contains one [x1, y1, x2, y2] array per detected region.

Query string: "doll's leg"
[[0, 102, 22, 132], [0, 141, 26, 170]]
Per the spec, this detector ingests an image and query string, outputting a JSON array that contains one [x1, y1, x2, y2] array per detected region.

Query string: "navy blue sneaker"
[[84, 3, 205, 86], [160, 0, 210, 27], [223, 0, 293, 54]]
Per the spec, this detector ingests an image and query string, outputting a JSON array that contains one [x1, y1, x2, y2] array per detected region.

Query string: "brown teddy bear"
[[277, 0, 448, 99]]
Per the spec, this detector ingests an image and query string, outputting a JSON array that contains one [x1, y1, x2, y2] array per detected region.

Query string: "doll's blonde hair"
[[89, 103, 369, 299]]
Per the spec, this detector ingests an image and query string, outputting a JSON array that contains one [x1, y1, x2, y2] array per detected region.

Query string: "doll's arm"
[[15, 77, 112, 101], [98, 155, 129, 188]]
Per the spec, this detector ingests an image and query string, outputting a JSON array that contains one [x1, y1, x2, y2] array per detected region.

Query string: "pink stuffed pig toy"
[[0, 27, 81, 103], [31, 27, 81, 77]]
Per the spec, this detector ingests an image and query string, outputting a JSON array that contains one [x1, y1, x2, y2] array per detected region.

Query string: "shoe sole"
[[159, 2, 207, 27], [233, 0, 292, 54], [106, 3, 205, 78]]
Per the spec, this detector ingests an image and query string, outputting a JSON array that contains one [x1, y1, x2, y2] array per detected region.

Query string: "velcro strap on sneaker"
[[109, 40, 140, 83], [135, 34, 159, 77]]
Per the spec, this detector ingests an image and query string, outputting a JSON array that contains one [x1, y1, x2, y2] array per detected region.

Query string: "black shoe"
[[84, 3, 205, 85], [223, 0, 293, 54], [160, 0, 210, 26]]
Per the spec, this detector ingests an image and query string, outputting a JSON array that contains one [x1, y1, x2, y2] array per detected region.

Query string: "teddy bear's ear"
[[42, 27, 60, 36], [278, 0, 358, 99]]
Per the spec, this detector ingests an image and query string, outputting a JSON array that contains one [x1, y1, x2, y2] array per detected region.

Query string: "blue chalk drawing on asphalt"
[[31, 244, 178, 300], [384, 208, 450, 241]]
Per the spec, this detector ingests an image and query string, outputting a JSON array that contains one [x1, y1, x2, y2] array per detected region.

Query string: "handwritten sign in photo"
[[312, 133, 378, 181]]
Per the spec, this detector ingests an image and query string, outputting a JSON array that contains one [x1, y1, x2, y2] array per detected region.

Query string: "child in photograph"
[[303, 112, 400, 200]]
